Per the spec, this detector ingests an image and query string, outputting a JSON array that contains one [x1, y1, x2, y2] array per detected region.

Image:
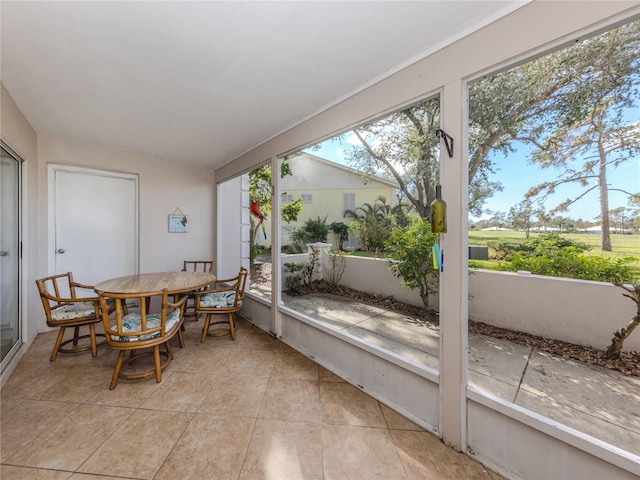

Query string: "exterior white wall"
[[336, 256, 436, 308], [469, 269, 639, 352]]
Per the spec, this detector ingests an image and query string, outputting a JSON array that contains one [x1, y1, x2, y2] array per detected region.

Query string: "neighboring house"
[[255, 152, 399, 250]]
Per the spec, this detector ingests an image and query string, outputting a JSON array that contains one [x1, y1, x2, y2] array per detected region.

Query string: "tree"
[[345, 99, 442, 219], [625, 192, 640, 232], [609, 207, 628, 234], [329, 222, 349, 250], [290, 216, 329, 249], [344, 196, 400, 253], [507, 200, 542, 238], [249, 160, 302, 262], [386, 217, 440, 309], [524, 21, 640, 251], [605, 274, 640, 359], [485, 209, 506, 230]]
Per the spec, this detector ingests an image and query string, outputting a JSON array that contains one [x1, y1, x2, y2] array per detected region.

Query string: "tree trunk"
[[604, 284, 640, 359], [598, 140, 612, 251], [249, 216, 257, 265], [604, 315, 639, 359]]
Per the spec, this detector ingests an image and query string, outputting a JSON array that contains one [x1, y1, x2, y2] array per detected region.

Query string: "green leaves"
[[385, 217, 440, 308]]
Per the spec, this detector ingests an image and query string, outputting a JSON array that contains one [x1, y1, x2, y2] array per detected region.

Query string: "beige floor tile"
[[154, 413, 255, 480], [1, 362, 71, 400], [322, 424, 406, 479], [166, 341, 238, 374], [70, 474, 138, 480], [259, 378, 322, 423], [13, 331, 58, 363], [199, 374, 269, 418], [380, 404, 424, 431], [6, 404, 133, 471], [390, 429, 496, 480], [78, 409, 192, 479], [238, 329, 281, 351], [320, 381, 387, 427], [275, 341, 298, 354], [271, 351, 319, 381], [239, 418, 323, 480], [224, 349, 278, 378], [318, 366, 346, 382], [140, 371, 218, 412], [0, 464, 73, 480], [1, 399, 77, 462], [84, 375, 163, 408], [33, 365, 115, 402]]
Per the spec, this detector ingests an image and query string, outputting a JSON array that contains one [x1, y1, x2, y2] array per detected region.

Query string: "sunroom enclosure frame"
[[215, 3, 640, 479]]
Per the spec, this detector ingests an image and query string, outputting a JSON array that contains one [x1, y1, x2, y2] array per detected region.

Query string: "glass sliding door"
[[0, 142, 22, 370]]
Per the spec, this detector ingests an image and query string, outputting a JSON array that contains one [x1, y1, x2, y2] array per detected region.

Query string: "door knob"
[[0, 251, 7, 256], [57, 248, 66, 254]]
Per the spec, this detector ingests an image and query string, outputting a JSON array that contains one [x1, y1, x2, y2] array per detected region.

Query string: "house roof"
[[1, 1, 525, 169]]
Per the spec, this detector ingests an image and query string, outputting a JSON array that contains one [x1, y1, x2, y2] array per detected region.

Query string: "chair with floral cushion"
[[180, 260, 214, 317], [194, 267, 248, 343], [36, 272, 114, 362], [97, 289, 187, 389]]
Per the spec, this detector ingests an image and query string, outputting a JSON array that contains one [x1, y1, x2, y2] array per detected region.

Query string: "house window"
[[301, 193, 313, 203], [281, 193, 293, 202], [343, 192, 355, 213]]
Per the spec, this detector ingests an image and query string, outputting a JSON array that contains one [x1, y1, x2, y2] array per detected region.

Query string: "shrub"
[[290, 216, 329, 250], [385, 217, 439, 309], [497, 233, 633, 281], [326, 250, 347, 287], [283, 262, 303, 294]]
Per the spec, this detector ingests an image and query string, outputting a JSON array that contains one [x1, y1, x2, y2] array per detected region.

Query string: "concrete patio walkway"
[[282, 292, 640, 457]]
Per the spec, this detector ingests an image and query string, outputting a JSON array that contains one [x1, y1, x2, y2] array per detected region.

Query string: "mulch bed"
[[252, 263, 639, 377]]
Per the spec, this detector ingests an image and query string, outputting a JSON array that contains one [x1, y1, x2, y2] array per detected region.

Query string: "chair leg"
[[72, 326, 81, 347], [50, 327, 66, 362], [110, 351, 126, 390], [201, 314, 211, 343], [177, 327, 185, 348], [153, 345, 162, 383], [89, 324, 98, 357], [229, 313, 236, 340]]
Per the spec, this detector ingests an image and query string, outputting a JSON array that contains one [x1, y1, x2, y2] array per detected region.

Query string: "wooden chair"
[[36, 272, 113, 362], [194, 267, 248, 342], [182, 260, 214, 273], [97, 289, 187, 389], [181, 260, 214, 317]]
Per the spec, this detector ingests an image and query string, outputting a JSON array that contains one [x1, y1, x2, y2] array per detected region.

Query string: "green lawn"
[[469, 230, 640, 270]]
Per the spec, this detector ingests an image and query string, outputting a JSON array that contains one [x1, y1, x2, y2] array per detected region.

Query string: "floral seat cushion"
[[200, 291, 239, 308], [51, 301, 97, 321], [110, 309, 181, 342]]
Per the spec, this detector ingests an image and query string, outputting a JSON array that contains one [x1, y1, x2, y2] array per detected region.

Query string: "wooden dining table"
[[94, 271, 216, 295]]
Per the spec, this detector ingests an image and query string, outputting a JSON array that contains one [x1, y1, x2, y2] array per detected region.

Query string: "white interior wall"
[[37, 135, 216, 276], [0, 83, 38, 386], [217, 175, 251, 280]]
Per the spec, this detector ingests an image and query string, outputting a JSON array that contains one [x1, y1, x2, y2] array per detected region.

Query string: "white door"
[[49, 165, 138, 285]]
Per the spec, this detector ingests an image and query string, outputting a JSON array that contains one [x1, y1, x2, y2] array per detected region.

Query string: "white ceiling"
[[1, 1, 524, 169]]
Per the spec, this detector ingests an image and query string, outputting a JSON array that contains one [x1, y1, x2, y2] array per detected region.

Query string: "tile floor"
[[1, 316, 504, 480]]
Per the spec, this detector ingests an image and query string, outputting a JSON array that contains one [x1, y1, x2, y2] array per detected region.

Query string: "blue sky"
[[305, 134, 639, 222]]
